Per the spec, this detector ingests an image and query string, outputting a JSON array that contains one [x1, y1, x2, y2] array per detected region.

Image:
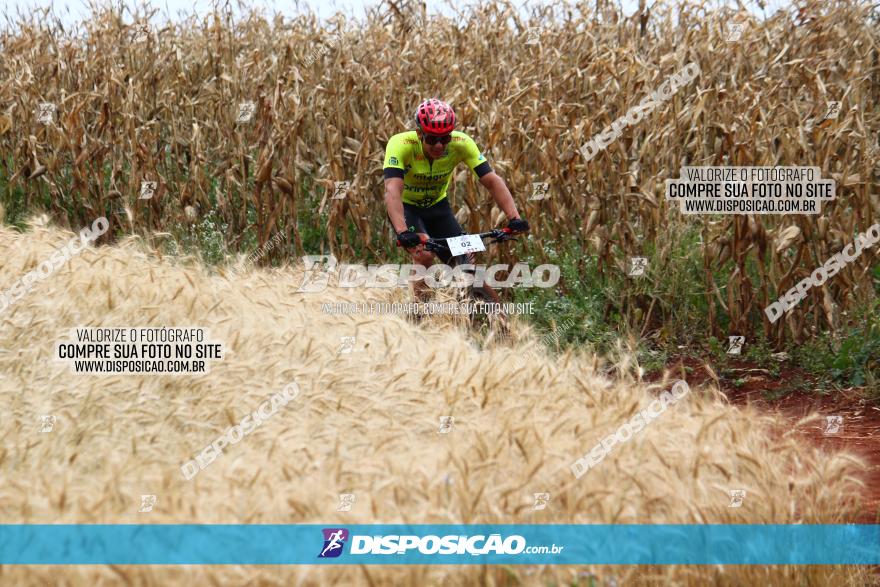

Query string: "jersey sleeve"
[[382, 134, 407, 180], [460, 134, 493, 178]]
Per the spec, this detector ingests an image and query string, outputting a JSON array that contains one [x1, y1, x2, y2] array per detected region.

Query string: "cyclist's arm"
[[479, 172, 521, 220], [384, 177, 408, 233], [460, 134, 521, 221], [383, 134, 409, 233]]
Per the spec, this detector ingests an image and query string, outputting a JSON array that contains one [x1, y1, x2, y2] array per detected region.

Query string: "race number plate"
[[446, 234, 486, 256]]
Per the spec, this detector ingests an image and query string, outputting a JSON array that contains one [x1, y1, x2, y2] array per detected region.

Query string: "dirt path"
[[648, 356, 880, 523]]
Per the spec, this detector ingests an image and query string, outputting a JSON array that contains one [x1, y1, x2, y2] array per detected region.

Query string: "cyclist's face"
[[420, 132, 448, 158]]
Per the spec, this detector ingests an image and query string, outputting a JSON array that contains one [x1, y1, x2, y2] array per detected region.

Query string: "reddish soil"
[[647, 355, 880, 524]]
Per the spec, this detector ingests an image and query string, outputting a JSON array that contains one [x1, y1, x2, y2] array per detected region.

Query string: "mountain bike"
[[398, 228, 519, 338]]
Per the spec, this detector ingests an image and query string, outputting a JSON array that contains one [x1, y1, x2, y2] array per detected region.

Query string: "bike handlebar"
[[396, 227, 519, 250]]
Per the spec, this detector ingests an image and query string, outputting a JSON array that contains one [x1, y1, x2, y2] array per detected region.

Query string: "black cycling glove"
[[397, 230, 423, 248], [508, 218, 530, 234]]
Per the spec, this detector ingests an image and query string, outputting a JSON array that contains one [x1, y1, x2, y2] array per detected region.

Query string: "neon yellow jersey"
[[382, 130, 493, 207]]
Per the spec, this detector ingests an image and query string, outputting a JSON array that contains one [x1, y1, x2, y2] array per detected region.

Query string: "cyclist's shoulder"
[[386, 130, 420, 148], [449, 130, 481, 152], [448, 131, 483, 161], [449, 130, 476, 143]]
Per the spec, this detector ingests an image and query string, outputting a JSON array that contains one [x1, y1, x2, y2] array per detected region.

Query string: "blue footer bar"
[[1, 524, 878, 564]]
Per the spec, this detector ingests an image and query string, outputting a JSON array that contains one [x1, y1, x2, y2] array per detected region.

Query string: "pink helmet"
[[414, 98, 456, 135]]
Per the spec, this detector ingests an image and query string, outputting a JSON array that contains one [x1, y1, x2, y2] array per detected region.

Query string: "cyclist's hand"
[[507, 217, 530, 234], [396, 230, 423, 249]]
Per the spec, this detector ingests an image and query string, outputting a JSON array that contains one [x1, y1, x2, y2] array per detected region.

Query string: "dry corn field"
[[1, 0, 880, 584], [0, 218, 874, 585], [0, 0, 877, 345]]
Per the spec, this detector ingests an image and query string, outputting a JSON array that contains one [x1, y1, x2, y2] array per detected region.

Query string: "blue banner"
[[1, 524, 878, 564]]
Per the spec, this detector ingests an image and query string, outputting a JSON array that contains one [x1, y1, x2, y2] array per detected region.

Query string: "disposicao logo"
[[316, 530, 561, 558], [318, 528, 349, 558]]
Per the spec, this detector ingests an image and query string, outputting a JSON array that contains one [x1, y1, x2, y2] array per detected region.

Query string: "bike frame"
[[396, 227, 518, 336]]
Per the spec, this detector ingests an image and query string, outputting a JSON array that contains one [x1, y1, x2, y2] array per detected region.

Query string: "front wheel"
[[467, 283, 509, 339]]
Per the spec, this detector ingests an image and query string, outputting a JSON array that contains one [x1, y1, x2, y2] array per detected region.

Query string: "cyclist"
[[383, 98, 529, 301]]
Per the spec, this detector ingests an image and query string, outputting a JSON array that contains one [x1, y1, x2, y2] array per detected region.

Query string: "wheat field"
[[0, 218, 871, 585]]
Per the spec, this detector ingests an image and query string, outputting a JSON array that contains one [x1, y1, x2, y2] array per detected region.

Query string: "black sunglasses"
[[422, 133, 452, 145]]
